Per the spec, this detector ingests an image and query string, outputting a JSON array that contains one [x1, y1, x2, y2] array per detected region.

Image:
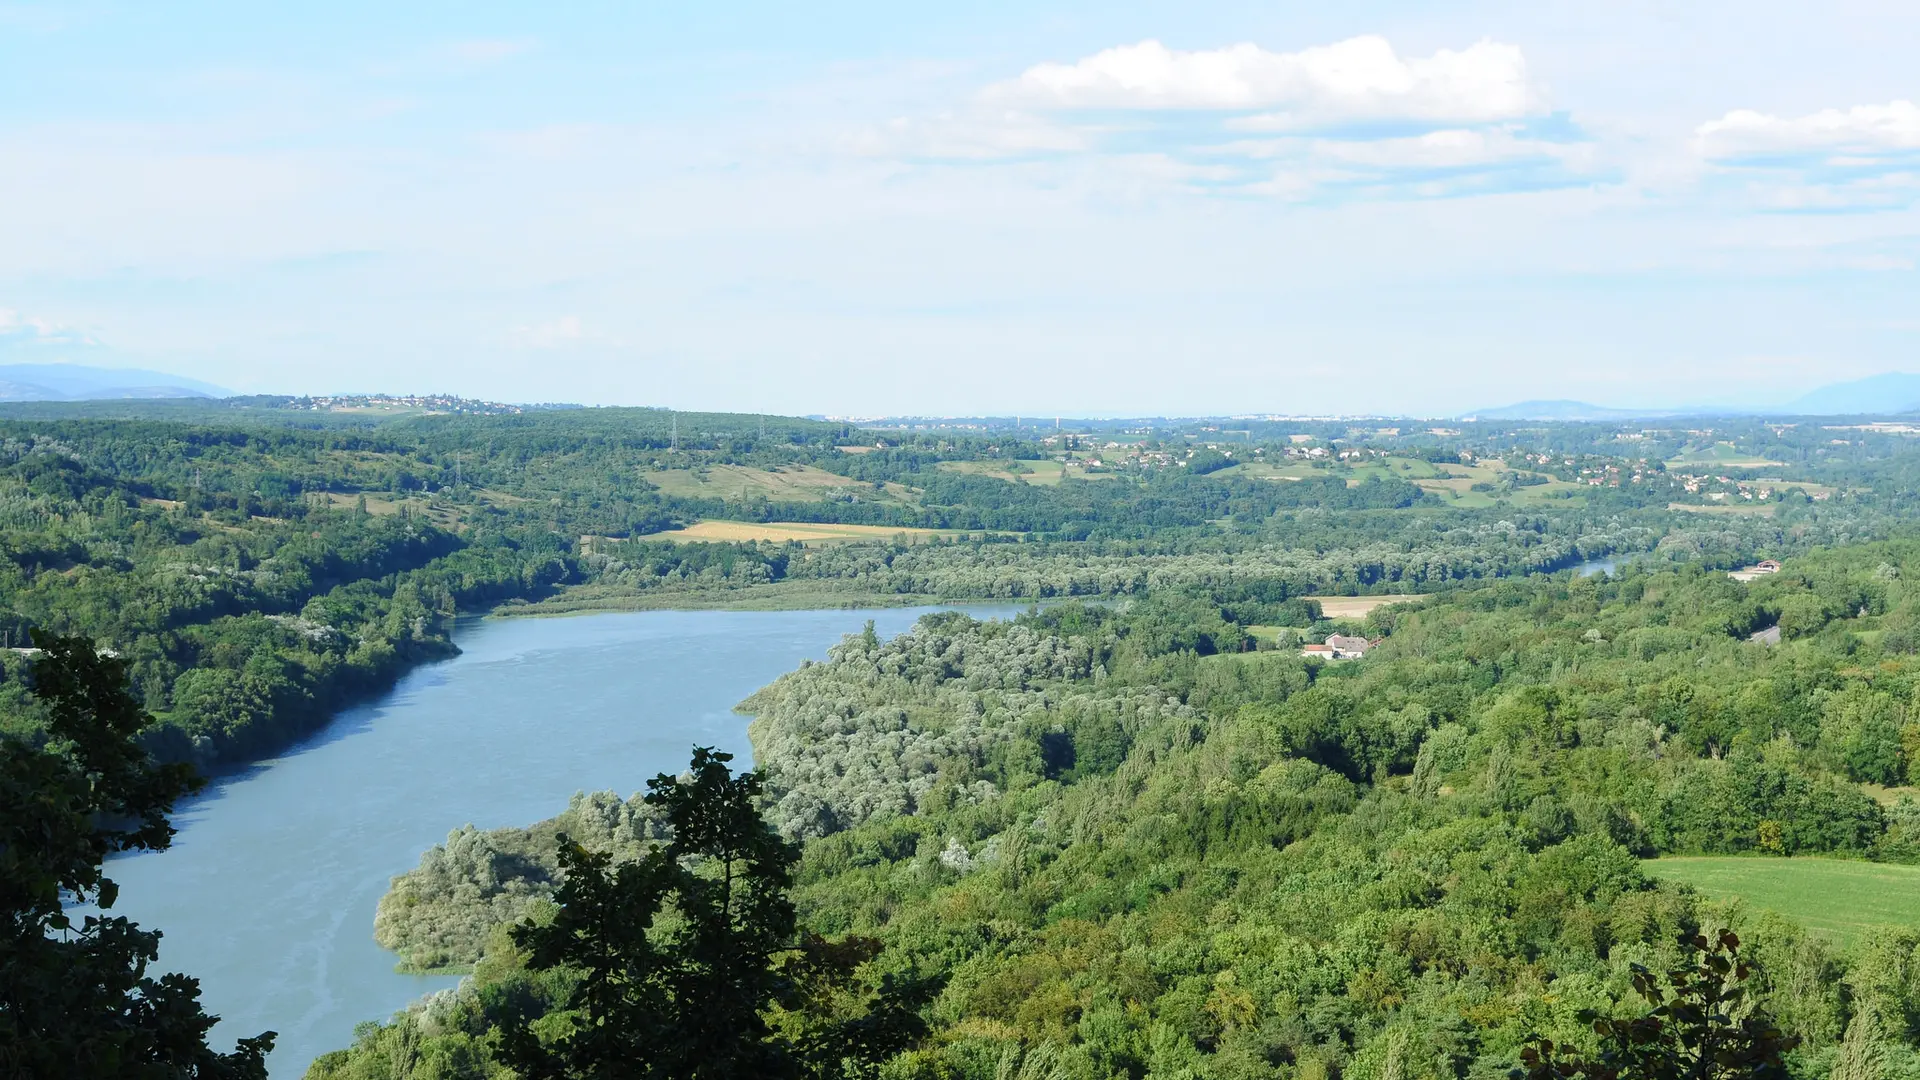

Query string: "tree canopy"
[[0, 633, 273, 1079]]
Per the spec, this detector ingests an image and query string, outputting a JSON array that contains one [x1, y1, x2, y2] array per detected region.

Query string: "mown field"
[[1666, 442, 1789, 469], [649, 520, 992, 545], [1642, 856, 1920, 944], [1668, 502, 1780, 516], [935, 459, 1120, 485], [1223, 457, 1586, 508], [643, 463, 919, 503], [1307, 595, 1416, 619]]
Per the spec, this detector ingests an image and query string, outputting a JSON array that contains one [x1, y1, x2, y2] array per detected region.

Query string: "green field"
[[936, 458, 1119, 485], [1642, 856, 1920, 944], [644, 463, 919, 504], [1667, 501, 1779, 516], [1221, 457, 1586, 508], [1666, 442, 1788, 469]]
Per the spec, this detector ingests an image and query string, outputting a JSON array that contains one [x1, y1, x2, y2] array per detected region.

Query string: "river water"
[[104, 606, 1017, 1077]]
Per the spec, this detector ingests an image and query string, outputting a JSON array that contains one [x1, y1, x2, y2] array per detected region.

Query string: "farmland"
[[647, 520, 994, 545], [1665, 441, 1789, 470], [1642, 856, 1920, 944], [1224, 456, 1587, 508], [644, 463, 920, 503], [1307, 595, 1418, 619], [935, 459, 1119, 485], [1667, 501, 1780, 516]]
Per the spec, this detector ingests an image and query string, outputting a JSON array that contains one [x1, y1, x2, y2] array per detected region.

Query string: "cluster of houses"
[[1674, 473, 1830, 502], [1301, 634, 1378, 661], [291, 394, 527, 415]]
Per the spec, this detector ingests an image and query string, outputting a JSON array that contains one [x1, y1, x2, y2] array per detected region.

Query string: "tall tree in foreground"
[[1515, 931, 1798, 1080], [0, 633, 275, 1079], [499, 746, 930, 1080]]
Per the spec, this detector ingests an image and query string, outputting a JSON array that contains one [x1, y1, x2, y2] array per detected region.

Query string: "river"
[[104, 605, 1019, 1077]]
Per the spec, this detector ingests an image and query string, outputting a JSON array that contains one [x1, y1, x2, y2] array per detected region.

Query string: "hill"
[[1779, 372, 1920, 416], [1466, 399, 1677, 421], [0, 362, 229, 401]]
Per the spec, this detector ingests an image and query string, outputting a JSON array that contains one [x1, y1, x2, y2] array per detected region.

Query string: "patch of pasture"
[[644, 464, 917, 503], [1642, 856, 1920, 945]]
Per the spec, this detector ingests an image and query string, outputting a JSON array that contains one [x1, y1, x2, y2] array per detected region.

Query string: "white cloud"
[[1696, 100, 1920, 160], [988, 36, 1543, 126], [1692, 101, 1920, 212], [862, 35, 1582, 197], [1316, 128, 1588, 170]]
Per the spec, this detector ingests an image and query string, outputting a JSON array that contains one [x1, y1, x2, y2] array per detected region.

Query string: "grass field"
[[1219, 461, 1323, 481], [320, 491, 464, 528], [1668, 502, 1778, 516], [1225, 458, 1585, 508], [649, 520, 990, 545], [1642, 856, 1920, 944], [1666, 442, 1788, 470], [937, 459, 1119, 485], [645, 464, 919, 504]]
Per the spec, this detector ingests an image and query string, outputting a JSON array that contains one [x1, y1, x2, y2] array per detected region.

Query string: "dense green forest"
[[17, 402, 1920, 1077], [328, 541, 1920, 1080]]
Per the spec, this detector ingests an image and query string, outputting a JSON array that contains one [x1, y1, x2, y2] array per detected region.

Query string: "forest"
[[14, 403, 1920, 1078], [326, 541, 1920, 1080]]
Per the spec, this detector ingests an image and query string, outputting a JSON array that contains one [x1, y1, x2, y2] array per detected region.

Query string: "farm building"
[[1303, 635, 1379, 661], [1729, 560, 1783, 582]]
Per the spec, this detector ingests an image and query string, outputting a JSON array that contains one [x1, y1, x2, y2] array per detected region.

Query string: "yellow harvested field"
[[651, 521, 986, 545], [1307, 595, 1417, 618]]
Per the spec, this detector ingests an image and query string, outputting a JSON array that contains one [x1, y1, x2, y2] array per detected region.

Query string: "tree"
[[499, 747, 929, 1080], [1515, 932, 1797, 1080], [0, 632, 275, 1079]]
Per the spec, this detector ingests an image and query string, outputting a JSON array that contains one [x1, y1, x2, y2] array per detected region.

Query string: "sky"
[[1, 1, 1917, 417]]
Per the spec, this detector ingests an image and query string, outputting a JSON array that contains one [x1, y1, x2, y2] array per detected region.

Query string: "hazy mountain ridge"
[[1474, 371, 1920, 421], [0, 363, 229, 401]]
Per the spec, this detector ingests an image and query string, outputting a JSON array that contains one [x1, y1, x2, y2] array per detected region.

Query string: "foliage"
[[0, 633, 274, 1078], [334, 542, 1920, 1079], [1514, 932, 1797, 1080], [374, 790, 666, 972]]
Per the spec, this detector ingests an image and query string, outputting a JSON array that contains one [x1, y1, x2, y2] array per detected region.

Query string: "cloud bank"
[[988, 36, 1543, 127], [1697, 100, 1920, 160]]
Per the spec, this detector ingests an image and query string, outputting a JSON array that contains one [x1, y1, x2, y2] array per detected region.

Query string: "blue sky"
[[1, 0, 1917, 415]]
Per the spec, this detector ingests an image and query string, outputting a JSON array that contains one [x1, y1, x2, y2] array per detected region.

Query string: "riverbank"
[[111, 605, 1025, 1077], [488, 580, 954, 616]]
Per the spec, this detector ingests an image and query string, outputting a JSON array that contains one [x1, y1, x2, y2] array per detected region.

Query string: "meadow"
[[1666, 441, 1789, 469], [935, 459, 1119, 485], [1225, 456, 1587, 508], [643, 463, 919, 503], [1641, 856, 1920, 944]]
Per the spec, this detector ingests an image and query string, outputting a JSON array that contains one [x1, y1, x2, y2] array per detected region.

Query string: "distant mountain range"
[[0, 363, 229, 402], [1471, 372, 1920, 421]]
